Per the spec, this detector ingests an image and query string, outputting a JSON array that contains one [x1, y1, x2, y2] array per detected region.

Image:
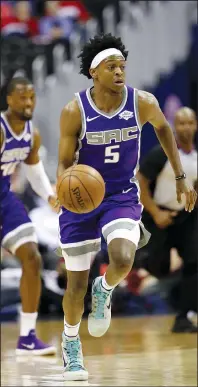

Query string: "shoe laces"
[[92, 287, 111, 319], [64, 338, 83, 371]]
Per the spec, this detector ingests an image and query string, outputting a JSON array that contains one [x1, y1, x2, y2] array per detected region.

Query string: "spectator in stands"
[[1, 1, 14, 19], [39, 1, 89, 42], [38, 1, 90, 73], [57, 1, 90, 22], [137, 107, 197, 333], [1, 0, 38, 38]]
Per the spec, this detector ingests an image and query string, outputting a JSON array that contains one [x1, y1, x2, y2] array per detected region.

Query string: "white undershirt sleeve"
[[23, 161, 54, 202]]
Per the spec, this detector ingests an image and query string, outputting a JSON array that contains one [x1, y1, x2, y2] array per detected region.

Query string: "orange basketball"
[[56, 164, 105, 214]]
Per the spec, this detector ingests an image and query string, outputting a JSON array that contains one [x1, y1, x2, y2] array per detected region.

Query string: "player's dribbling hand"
[[48, 195, 61, 213], [176, 178, 197, 212]]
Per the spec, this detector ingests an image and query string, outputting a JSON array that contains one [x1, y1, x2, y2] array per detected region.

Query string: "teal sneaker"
[[61, 332, 88, 381], [88, 276, 112, 337]]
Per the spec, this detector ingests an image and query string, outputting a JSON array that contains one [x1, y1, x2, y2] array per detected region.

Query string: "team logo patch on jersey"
[[24, 133, 31, 142], [119, 110, 134, 120]]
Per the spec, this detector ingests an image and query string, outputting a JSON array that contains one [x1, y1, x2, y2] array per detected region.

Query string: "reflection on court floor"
[[1, 316, 197, 386]]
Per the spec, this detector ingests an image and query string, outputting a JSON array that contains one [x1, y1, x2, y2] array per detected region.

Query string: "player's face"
[[7, 84, 36, 121], [175, 112, 197, 143], [95, 56, 126, 93]]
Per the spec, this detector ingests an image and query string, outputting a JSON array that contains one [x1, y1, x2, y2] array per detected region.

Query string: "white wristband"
[[23, 161, 54, 202]]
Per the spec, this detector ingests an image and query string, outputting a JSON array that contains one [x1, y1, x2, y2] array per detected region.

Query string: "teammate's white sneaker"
[[88, 276, 112, 337], [62, 332, 88, 381]]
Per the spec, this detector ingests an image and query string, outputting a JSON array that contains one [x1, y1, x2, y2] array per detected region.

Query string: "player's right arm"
[[57, 99, 82, 177]]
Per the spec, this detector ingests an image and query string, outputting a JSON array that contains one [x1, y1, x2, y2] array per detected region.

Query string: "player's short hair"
[[78, 33, 128, 79], [7, 77, 32, 95]]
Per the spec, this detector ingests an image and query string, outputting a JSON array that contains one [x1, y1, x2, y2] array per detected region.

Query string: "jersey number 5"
[[104, 145, 120, 163]]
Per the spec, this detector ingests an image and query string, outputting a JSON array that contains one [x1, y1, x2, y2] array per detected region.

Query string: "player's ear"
[[89, 68, 97, 80]]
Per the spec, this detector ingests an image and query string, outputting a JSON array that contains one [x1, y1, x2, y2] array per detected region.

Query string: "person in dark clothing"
[[137, 107, 197, 333]]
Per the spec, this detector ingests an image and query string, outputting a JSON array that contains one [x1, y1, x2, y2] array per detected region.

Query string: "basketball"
[[56, 164, 105, 213]]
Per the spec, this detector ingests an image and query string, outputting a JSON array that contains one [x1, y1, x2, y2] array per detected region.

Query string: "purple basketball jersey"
[[75, 86, 142, 196], [59, 87, 151, 258], [0, 113, 37, 253], [0, 112, 33, 201]]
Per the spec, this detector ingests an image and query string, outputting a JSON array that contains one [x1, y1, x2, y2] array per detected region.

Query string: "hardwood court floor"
[[1, 315, 197, 386]]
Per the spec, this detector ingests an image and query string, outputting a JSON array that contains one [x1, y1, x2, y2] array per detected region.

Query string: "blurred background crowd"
[[1, 0, 197, 331]]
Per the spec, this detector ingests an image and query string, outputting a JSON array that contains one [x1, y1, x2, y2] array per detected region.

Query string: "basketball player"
[[57, 34, 197, 380], [0, 77, 60, 355]]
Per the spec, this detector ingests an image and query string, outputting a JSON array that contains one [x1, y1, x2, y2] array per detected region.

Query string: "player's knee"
[[113, 253, 134, 275], [108, 240, 135, 275], [17, 243, 41, 275], [25, 250, 41, 275], [67, 278, 88, 301]]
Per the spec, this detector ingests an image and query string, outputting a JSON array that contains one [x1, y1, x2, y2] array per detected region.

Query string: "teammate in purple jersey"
[[0, 77, 60, 356], [57, 34, 197, 380]]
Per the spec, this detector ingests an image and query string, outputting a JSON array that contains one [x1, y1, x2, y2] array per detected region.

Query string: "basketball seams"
[[57, 165, 105, 213], [71, 174, 95, 210], [57, 165, 104, 190], [69, 170, 80, 213], [56, 175, 69, 198], [57, 171, 80, 213], [71, 169, 104, 189]]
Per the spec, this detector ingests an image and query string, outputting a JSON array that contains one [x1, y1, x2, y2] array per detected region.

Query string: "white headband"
[[90, 48, 124, 69]]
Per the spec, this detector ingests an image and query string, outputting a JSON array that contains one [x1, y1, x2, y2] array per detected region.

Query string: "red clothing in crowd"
[[59, 1, 90, 21], [1, 16, 38, 37]]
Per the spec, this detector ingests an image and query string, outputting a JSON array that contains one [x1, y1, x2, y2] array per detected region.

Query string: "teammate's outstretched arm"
[[139, 91, 197, 212], [57, 99, 81, 177], [23, 128, 60, 212]]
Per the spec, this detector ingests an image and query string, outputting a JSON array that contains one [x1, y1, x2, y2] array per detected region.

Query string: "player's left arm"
[[138, 90, 197, 212], [23, 128, 60, 212]]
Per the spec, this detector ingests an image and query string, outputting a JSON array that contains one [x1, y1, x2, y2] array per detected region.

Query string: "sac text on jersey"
[[86, 126, 138, 145]]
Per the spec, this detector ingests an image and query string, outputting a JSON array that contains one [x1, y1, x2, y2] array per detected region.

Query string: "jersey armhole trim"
[[134, 88, 142, 131], [1, 124, 6, 153], [75, 93, 86, 140]]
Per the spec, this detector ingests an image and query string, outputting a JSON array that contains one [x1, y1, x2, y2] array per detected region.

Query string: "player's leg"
[[16, 242, 41, 313], [63, 270, 89, 326], [88, 215, 173, 337], [1, 192, 56, 355], [61, 269, 90, 381], [59, 209, 100, 380], [105, 237, 138, 285], [88, 225, 140, 337], [88, 190, 150, 337]]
